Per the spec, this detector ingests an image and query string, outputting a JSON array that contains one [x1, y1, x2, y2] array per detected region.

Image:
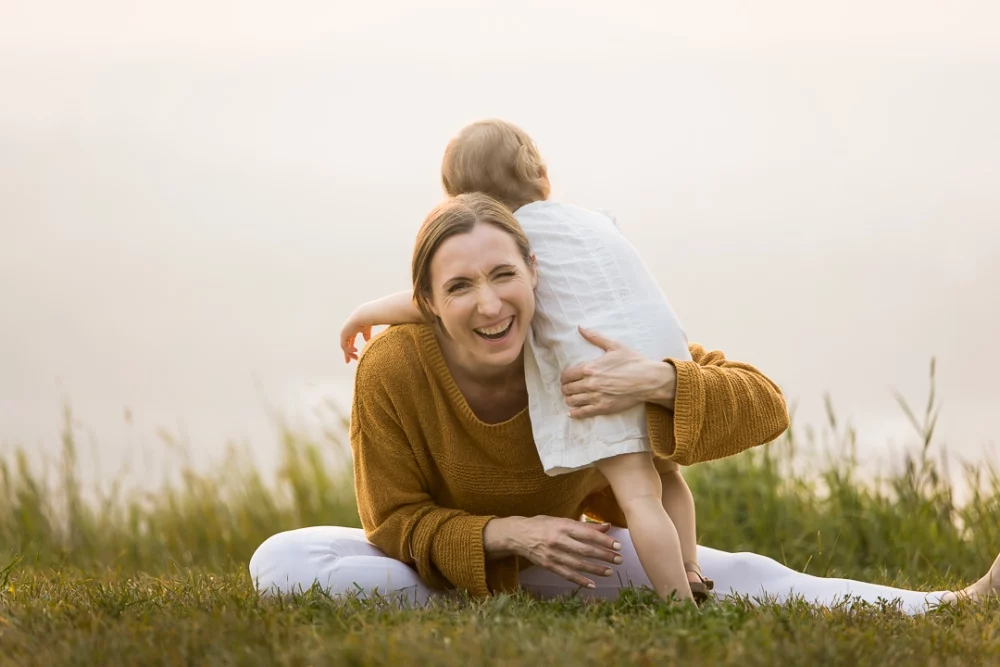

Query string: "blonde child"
[[339, 119, 711, 603]]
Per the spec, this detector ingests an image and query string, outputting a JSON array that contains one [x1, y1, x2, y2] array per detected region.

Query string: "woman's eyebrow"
[[490, 264, 517, 273]]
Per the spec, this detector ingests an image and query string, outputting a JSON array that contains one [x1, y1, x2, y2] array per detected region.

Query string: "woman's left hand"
[[560, 326, 677, 418]]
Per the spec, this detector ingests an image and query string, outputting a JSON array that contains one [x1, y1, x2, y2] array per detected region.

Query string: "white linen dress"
[[515, 200, 691, 475]]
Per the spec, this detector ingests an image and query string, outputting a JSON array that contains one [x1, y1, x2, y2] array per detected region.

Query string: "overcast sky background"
[[2, 1, 998, 487]]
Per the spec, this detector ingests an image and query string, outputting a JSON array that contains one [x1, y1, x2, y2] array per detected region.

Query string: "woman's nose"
[[476, 287, 502, 316]]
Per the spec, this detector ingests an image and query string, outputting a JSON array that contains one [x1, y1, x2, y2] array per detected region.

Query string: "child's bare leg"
[[595, 452, 693, 602], [659, 463, 700, 584]]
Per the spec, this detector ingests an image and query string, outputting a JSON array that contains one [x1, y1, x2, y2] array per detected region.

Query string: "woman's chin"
[[471, 332, 526, 368], [478, 343, 521, 367]]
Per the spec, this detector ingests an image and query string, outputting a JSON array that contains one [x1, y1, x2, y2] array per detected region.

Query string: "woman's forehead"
[[431, 224, 522, 277]]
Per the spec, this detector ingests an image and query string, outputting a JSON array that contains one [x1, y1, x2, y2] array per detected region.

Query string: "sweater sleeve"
[[350, 360, 515, 597], [647, 343, 790, 467]]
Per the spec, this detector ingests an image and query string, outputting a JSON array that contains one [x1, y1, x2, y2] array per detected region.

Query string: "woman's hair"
[[441, 119, 551, 210], [412, 193, 533, 323]]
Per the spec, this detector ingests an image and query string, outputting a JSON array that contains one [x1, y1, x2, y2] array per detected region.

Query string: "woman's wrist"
[[644, 360, 678, 410], [483, 516, 522, 560]]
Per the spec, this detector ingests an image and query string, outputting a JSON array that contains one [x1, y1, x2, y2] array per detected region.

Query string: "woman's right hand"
[[483, 515, 624, 589]]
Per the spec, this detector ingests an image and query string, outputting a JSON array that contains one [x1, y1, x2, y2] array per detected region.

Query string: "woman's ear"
[[424, 291, 441, 318], [529, 254, 538, 289]]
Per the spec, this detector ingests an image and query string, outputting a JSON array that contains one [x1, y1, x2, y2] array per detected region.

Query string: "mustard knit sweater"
[[350, 324, 789, 597]]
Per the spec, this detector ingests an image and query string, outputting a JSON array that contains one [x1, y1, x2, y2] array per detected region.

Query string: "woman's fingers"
[[559, 380, 596, 399], [577, 326, 621, 352], [561, 379, 592, 397], [568, 404, 610, 419], [564, 392, 602, 408], [548, 563, 596, 589], [560, 363, 588, 385], [524, 517, 622, 587], [551, 549, 614, 577], [562, 539, 621, 565], [552, 524, 622, 572], [569, 523, 622, 554], [559, 328, 623, 383]]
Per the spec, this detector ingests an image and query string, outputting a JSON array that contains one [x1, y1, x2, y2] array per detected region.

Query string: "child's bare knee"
[[660, 468, 683, 481], [656, 458, 680, 474], [616, 488, 664, 513]]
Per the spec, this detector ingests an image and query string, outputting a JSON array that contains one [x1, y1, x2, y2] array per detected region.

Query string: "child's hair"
[[441, 119, 551, 210]]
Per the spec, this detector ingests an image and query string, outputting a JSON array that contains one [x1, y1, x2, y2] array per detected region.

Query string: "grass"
[[3, 364, 1000, 665]]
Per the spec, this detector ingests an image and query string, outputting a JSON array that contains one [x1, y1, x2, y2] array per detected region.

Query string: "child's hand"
[[340, 311, 373, 363], [339, 291, 419, 362]]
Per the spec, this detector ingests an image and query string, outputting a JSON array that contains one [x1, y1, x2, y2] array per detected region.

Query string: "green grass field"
[[3, 378, 1000, 665]]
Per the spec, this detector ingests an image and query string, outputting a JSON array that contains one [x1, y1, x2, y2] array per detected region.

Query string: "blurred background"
[[2, 1, 998, 489]]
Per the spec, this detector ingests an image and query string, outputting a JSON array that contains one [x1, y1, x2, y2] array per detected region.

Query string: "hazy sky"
[[2, 2, 998, 484]]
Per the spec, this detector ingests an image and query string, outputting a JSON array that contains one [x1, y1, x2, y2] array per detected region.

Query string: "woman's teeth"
[[475, 317, 514, 340]]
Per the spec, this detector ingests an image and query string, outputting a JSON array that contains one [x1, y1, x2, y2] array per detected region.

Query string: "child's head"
[[441, 119, 551, 210]]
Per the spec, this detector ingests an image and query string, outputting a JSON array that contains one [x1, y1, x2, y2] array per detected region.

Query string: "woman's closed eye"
[[443, 267, 517, 294], [491, 263, 520, 279]]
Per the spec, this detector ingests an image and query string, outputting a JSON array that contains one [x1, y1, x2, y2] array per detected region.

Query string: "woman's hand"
[[483, 516, 623, 589], [560, 326, 677, 417]]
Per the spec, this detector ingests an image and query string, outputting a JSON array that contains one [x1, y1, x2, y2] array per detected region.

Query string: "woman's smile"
[[474, 315, 515, 342]]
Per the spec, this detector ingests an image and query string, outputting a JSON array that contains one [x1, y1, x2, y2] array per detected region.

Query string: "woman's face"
[[427, 222, 537, 374]]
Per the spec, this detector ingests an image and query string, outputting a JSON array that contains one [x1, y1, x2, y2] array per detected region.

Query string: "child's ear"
[[539, 172, 551, 200]]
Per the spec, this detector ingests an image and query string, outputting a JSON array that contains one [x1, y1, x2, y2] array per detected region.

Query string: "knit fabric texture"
[[350, 324, 789, 597]]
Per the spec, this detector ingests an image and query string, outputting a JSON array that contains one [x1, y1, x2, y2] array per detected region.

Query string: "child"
[[340, 119, 712, 603]]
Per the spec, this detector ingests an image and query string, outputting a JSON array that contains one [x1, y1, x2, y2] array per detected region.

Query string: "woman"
[[250, 194, 1000, 614]]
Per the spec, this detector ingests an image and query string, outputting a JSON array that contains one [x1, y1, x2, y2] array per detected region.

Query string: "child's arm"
[[340, 290, 423, 362]]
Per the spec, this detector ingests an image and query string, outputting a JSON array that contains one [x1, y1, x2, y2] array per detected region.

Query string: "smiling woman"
[[411, 196, 537, 383]]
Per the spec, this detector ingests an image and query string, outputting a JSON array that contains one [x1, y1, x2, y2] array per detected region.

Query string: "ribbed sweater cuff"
[[670, 359, 704, 464], [413, 513, 495, 597], [647, 359, 705, 466]]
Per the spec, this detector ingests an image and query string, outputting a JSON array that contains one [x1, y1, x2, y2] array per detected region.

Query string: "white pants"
[[248, 525, 948, 615]]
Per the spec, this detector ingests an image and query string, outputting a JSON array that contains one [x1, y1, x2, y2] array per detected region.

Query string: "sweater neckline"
[[416, 324, 530, 431]]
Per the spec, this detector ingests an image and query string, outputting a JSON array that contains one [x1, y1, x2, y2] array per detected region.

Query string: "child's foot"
[[684, 561, 714, 604]]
